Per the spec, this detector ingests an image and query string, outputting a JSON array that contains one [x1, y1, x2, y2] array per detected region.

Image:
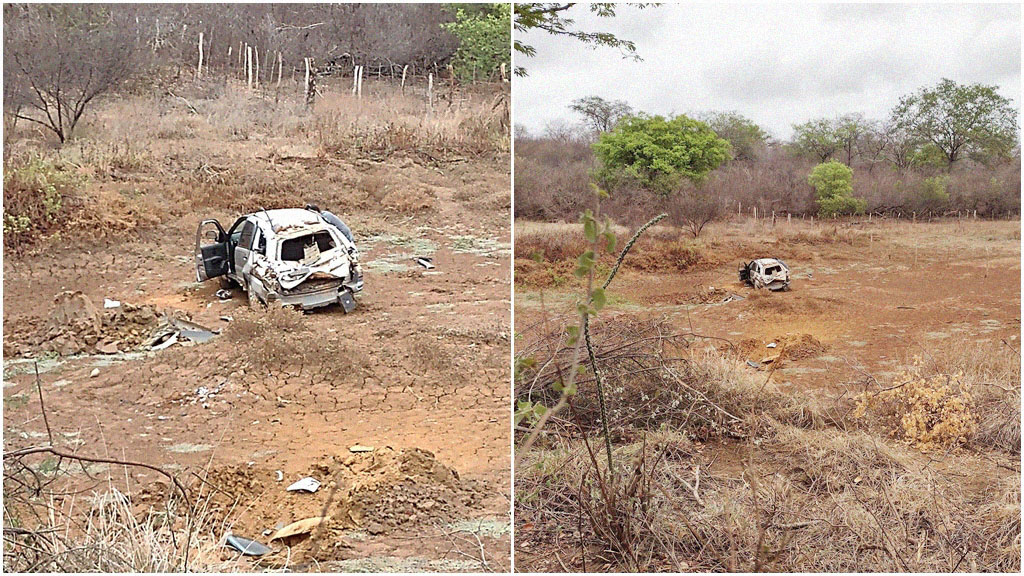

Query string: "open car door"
[[196, 219, 230, 282]]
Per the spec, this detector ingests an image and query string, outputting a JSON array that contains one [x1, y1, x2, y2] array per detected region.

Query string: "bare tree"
[[666, 186, 723, 238], [570, 95, 633, 133], [4, 5, 138, 143]]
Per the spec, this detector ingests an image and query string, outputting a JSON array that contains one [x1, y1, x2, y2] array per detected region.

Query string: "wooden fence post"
[[254, 47, 260, 88], [246, 45, 253, 89], [196, 32, 204, 80], [428, 73, 434, 111], [304, 57, 313, 106], [401, 65, 408, 94]]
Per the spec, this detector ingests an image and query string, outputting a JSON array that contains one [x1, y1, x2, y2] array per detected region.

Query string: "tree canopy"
[[569, 96, 633, 133], [698, 111, 768, 162], [891, 78, 1019, 167], [513, 3, 653, 76], [593, 114, 730, 192]]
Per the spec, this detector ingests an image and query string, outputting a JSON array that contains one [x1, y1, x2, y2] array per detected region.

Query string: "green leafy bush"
[[808, 160, 865, 217], [442, 4, 511, 82], [918, 175, 950, 213], [3, 157, 79, 252]]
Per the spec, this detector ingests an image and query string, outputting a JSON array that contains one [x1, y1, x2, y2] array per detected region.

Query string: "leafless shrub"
[[4, 5, 142, 143]]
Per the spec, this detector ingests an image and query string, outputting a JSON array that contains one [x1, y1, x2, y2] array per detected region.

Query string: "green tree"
[[593, 114, 730, 193], [792, 118, 841, 162], [570, 96, 633, 133], [808, 160, 865, 217], [442, 4, 511, 82], [513, 3, 654, 75], [891, 78, 1019, 168], [698, 111, 768, 161]]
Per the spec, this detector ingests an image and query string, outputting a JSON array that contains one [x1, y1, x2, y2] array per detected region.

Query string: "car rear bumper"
[[272, 280, 359, 310]]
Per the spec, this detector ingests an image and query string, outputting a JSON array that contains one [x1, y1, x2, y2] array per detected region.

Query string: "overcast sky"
[[514, 3, 1021, 140]]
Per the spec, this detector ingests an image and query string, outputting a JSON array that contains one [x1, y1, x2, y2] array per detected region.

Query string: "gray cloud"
[[515, 3, 1021, 140]]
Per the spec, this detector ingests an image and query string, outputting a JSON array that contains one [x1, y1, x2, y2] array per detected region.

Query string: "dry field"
[[3, 76, 510, 571], [514, 216, 1020, 572]]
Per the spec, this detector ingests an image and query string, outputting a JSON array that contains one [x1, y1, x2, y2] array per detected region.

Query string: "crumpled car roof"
[[250, 208, 322, 235], [754, 257, 787, 269]]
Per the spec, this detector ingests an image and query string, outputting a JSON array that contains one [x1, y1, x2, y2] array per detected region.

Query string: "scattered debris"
[[269, 516, 326, 541], [103, 298, 121, 309], [722, 293, 745, 303], [216, 289, 233, 300], [180, 329, 215, 344], [224, 533, 272, 556], [220, 315, 233, 322], [150, 333, 178, 351], [739, 258, 791, 291], [286, 477, 321, 493], [745, 360, 761, 369], [767, 342, 777, 349], [349, 445, 374, 453], [89, 368, 100, 378], [414, 257, 435, 269], [275, 470, 284, 482]]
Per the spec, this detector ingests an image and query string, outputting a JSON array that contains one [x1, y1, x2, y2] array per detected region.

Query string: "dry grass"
[[2, 451, 239, 572], [515, 316, 1021, 572], [3, 75, 509, 257]]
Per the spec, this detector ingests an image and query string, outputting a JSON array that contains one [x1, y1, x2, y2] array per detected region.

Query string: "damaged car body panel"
[[739, 258, 791, 291], [195, 208, 363, 311]]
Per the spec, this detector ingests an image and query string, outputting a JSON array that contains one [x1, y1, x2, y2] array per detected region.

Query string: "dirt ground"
[[513, 217, 1020, 571], [3, 80, 511, 571]]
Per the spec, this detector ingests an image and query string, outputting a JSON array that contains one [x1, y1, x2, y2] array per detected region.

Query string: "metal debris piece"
[[180, 329, 215, 344], [216, 289, 233, 300], [103, 298, 121, 309], [286, 477, 321, 493], [349, 445, 374, 453], [414, 257, 435, 269], [151, 333, 179, 351], [338, 289, 356, 313], [745, 360, 761, 369], [722, 293, 745, 303], [224, 533, 272, 556], [275, 470, 284, 482], [766, 342, 777, 349], [220, 315, 233, 322]]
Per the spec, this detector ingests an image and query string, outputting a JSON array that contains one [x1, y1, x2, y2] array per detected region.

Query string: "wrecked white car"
[[196, 208, 363, 311], [739, 258, 790, 291]]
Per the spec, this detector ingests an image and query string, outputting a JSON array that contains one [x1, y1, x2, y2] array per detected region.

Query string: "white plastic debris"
[[286, 477, 321, 493], [103, 298, 121, 309], [89, 368, 100, 378], [275, 470, 284, 482], [766, 342, 777, 349], [151, 333, 179, 351]]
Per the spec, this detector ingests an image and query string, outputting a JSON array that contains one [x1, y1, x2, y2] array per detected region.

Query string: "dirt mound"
[[16, 291, 168, 356], [737, 333, 827, 363], [189, 447, 481, 564]]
